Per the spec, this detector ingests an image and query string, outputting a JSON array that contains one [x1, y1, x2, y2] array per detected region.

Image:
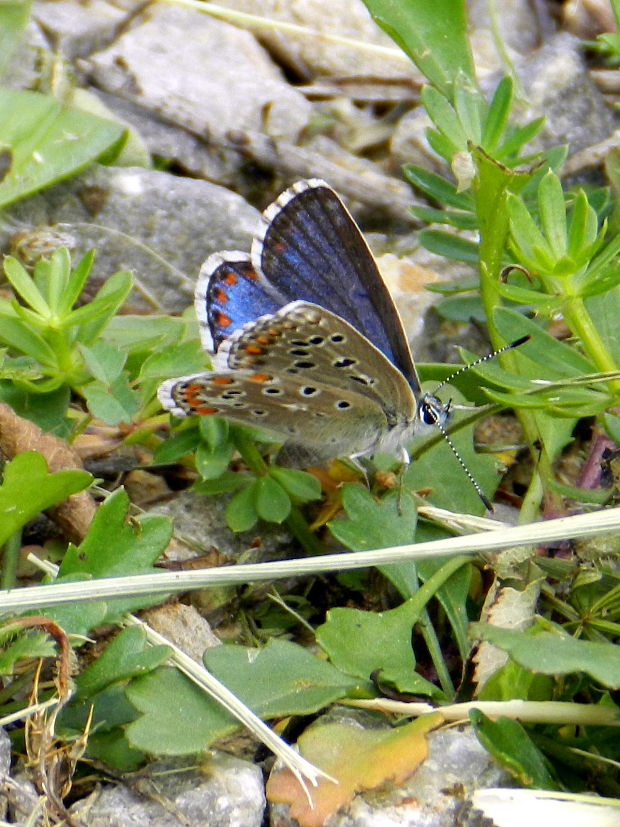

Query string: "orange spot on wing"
[[248, 373, 272, 382], [213, 287, 228, 303], [195, 406, 219, 415], [213, 311, 232, 328], [244, 345, 264, 355], [212, 376, 235, 385], [222, 271, 238, 285]]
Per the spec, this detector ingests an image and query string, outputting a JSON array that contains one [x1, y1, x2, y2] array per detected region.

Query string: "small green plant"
[[0, 247, 205, 433]]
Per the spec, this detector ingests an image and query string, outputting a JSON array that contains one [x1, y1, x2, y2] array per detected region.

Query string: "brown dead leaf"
[[0, 402, 95, 542], [267, 712, 443, 827]]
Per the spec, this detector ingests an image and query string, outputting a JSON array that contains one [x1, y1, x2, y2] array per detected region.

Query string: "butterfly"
[[158, 179, 450, 465]]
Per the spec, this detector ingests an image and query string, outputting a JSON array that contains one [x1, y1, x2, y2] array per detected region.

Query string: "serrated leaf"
[[204, 638, 363, 718], [0, 451, 91, 546], [74, 625, 171, 700]]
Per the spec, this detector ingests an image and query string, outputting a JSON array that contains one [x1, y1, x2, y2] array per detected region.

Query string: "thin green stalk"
[[564, 297, 620, 379], [1, 529, 21, 590], [232, 431, 269, 475], [285, 506, 324, 556], [417, 608, 455, 699]]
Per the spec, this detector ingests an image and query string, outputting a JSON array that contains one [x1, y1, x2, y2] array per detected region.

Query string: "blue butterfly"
[[158, 179, 449, 463]]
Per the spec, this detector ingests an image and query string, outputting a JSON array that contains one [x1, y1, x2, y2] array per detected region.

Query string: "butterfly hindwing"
[[157, 368, 389, 458], [196, 252, 282, 352], [214, 301, 416, 428]]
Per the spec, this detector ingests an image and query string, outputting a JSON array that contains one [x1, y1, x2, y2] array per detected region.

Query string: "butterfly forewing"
[[252, 180, 421, 392]]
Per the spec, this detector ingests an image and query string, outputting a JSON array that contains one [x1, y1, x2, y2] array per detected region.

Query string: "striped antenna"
[[432, 335, 531, 397], [420, 335, 531, 511]]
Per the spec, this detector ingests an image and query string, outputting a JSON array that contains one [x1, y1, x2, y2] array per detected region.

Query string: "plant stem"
[[1, 529, 22, 590]]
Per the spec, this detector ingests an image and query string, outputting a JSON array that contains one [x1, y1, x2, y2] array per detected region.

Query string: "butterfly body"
[[158, 179, 448, 462]]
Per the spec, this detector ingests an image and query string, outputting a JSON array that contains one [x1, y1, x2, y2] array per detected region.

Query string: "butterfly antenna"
[[434, 416, 494, 512], [431, 335, 531, 396], [421, 335, 530, 511]]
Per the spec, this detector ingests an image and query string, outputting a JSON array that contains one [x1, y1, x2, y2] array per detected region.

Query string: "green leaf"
[[567, 190, 599, 259], [453, 73, 484, 145], [57, 250, 96, 316], [329, 484, 416, 551], [60, 488, 170, 579], [418, 229, 479, 262], [140, 340, 207, 381], [409, 205, 478, 230], [0, 1, 32, 77], [422, 86, 466, 152], [404, 165, 474, 210], [492, 307, 595, 377], [0, 314, 58, 366], [153, 425, 201, 463], [225, 480, 259, 531], [3, 256, 50, 316], [80, 341, 126, 384], [469, 622, 620, 688], [538, 170, 568, 259], [198, 415, 229, 451], [0, 630, 56, 675], [48, 488, 172, 634], [361, 0, 476, 97], [469, 710, 559, 789], [254, 475, 291, 523], [195, 438, 233, 480], [481, 76, 513, 152], [0, 451, 91, 546], [508, 193, 555, 271], [269, 467, 321, 502], [0, 88, 126, 208], [204, 639, 363, 718], [0, 383, 70, 434], [316, 600, 441, 698], [127, 641, 363, 754], [74, 626, 171, 700], [83, 380, 137, 425], [69, 270, 133, 333], [126, 667, 237, 754]]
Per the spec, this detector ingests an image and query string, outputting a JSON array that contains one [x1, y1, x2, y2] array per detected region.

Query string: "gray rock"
[[81, 5, 311, 144], [4, 771, 40, 825], [32, 0, 131, 59], [89, 89, 245, 188], [209, 0, 421, 81], [515, 32, 618, 156], [150, 490, 291, 564], [2, 165, 261, 313], [73, 753, 265, 826]]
